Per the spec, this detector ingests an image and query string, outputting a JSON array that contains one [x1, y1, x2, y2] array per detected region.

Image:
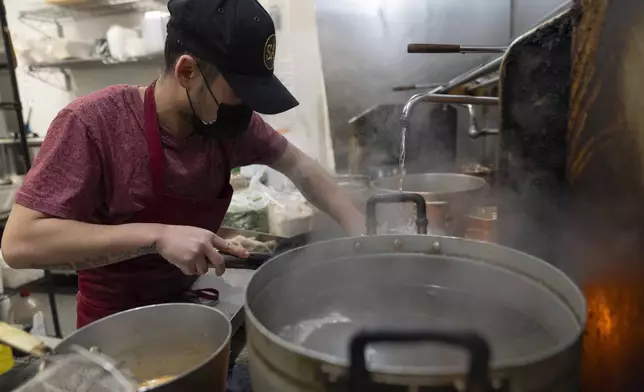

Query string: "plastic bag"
[[223, 169, 314, 236], [222, 172, 272, 232]]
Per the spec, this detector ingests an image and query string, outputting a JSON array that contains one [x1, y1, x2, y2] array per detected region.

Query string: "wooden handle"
[[408, 44, 506, 54], [222, 253, 272, 270], [408, 44, 462, 53], [0, 322, 51, 357]]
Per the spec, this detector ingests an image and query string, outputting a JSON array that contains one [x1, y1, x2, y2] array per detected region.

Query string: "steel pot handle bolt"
[[348, 330, 494, 392], [366, 193, 429, 235]]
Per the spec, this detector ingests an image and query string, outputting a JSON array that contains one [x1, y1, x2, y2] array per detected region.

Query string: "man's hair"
[[164, 32, 220, 81]]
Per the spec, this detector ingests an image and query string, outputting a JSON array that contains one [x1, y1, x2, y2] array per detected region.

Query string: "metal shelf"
[[0, 137, 44, 147], [28, 52, 164, 71], [19, 0, 166, 23]]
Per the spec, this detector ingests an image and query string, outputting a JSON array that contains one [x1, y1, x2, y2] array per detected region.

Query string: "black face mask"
[[187, 67, 253, 139]]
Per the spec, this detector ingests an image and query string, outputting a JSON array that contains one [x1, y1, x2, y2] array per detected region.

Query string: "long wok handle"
[[221, 253, 272, 270], [349, 330, 493, 392], [366, 193, 429, 235]]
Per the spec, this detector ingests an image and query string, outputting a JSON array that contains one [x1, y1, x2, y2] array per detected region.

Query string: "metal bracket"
[[16, 18, 59, 38], [464, 104, 500, 139], [27, 68, 72, 91]]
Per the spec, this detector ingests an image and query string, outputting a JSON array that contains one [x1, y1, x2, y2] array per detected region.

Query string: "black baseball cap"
[[167, 0, 299, 115]]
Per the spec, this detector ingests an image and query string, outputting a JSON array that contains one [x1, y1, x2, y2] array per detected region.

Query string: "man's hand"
[[156, 225, 249, 276]]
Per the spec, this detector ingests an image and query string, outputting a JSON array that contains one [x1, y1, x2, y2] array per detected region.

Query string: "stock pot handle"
[[366, 193, 429, 235], [348, 330, 492, 392]]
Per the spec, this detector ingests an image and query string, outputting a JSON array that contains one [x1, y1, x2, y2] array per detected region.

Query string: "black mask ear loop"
[[185, 61, 220, 126], [186, 89, 201, 120], [184, 92, 201, 139], [195, 62, 223, 117]]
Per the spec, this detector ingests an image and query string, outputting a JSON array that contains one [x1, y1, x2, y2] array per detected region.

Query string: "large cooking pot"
[[372, 173, 487, 236], [244, 194, 586, 392], [55, 304, 231, 392]]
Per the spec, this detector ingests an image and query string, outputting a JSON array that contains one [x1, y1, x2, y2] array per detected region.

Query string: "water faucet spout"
[[400, 94, 498, 127]]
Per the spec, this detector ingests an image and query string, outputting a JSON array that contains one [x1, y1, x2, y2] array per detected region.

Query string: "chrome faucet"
[[400, 92, 499, 139], [400, 93, 499, 128]]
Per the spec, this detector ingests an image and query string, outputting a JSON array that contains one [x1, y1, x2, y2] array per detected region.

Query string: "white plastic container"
[[106, 25, 140, 61], [142, 11, 170, 55], [9, 290, 45, 334], [0, 250, 45, 289]]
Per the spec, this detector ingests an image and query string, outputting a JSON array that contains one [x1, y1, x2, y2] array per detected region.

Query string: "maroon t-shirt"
[[16, 85, 288, 224]]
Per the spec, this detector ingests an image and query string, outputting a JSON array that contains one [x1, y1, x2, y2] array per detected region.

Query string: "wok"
[[244, 193, 586, 391], [221, 229, 340, 269]]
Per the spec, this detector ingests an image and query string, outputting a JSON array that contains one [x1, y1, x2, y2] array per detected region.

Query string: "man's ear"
[[174, 55, 199, 89]]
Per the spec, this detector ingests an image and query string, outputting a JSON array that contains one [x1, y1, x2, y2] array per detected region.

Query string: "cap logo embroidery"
[[264, 34, 276, 71]]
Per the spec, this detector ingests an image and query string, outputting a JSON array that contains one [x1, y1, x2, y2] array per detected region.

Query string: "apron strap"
[[144, 83, 234, 197], [217, 139, 233, 184], [143, 84, 165, 204]]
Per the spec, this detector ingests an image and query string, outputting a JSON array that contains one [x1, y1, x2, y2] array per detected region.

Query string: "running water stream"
[[395, 125, 416, 234], [398, 126, 408, 192]]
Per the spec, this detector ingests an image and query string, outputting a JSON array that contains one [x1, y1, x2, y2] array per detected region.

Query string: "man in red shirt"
[[1, 0, 364, 327]]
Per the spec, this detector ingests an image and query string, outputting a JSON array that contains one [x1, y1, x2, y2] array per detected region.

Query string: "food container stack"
[[224, 171, 314, 237]]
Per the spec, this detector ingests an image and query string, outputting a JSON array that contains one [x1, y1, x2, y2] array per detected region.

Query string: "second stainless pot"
[[372, 173, 487, 235]]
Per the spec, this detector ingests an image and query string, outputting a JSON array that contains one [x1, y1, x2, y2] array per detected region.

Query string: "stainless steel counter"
[[192, 269, 255, 334]]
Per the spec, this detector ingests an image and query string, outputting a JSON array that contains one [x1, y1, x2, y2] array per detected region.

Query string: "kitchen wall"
[[314, 0, 512, 172], [4, 0, 334, 172], [511, 0, 569, 38], [257, 0, 334, 170]]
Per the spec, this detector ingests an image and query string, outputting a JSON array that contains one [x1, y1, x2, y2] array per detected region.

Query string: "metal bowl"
[[55, 304, 231, 392]]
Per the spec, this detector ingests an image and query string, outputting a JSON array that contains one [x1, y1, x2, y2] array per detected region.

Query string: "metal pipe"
[[392, 82, 443, 92], [464, 104, 499, 139], [467, 76, 500, 92], [400, 93, 498, 126], [432, 56, 503, 94], [397, 47, 503, 98]]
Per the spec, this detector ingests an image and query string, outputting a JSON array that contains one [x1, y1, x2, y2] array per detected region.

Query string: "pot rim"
[[372, 173, 487, 197], [57, 303, 232, 389], [244, 235, 587, 377]]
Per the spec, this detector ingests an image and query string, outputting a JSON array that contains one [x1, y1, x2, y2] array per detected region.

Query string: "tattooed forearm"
[[34, 244, 158, 271]]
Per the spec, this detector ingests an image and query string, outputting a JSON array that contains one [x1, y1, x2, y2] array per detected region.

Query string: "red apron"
[[77, 84, 233, 328]]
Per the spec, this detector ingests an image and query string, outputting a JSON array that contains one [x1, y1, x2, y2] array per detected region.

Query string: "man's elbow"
[[1, 224, 35, 269], [2, 236, 29, 269]]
